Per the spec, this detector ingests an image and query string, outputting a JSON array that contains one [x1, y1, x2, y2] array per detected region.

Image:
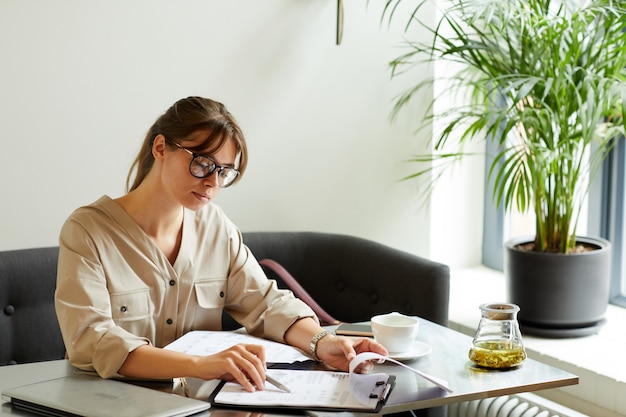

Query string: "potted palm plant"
[[383, 0, 626, 336]]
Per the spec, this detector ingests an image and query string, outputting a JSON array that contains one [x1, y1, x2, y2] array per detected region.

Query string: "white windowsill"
[[449, 266, 626, 417]]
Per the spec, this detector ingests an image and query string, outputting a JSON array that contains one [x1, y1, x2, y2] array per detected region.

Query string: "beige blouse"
[[55, 196, 315, 378]]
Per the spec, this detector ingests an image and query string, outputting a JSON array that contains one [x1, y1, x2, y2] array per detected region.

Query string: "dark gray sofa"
[[243, 232, 449, 326], [0, 246, 65, 366], [1, 232, 449, 366]]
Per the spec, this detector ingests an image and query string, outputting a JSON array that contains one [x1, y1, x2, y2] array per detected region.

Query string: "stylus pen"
[[265, 375, 291, 393]]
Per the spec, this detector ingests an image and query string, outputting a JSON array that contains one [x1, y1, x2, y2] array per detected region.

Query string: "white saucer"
[[387, 341, 432, 361]]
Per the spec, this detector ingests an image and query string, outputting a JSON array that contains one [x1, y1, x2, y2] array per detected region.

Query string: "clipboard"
[[208, 369, 395, 413]]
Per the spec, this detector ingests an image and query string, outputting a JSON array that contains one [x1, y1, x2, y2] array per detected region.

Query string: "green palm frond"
[[385, 0, 626, 253]]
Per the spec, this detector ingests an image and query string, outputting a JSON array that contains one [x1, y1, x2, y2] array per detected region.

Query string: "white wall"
[[0, 0, 483, 268]]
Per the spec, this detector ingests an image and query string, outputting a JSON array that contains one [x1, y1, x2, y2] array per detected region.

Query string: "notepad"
[[209, 369, 395, 413]]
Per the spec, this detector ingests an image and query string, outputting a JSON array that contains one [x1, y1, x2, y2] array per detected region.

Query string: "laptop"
[[1, 373, 210, 417]]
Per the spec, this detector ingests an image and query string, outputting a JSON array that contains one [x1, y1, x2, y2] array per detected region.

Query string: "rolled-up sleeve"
[[55, 217, 150, 378], [223, 233, 317, 342]]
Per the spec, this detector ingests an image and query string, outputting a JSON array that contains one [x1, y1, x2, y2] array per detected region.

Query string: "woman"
[[55, 96, 387, 392]]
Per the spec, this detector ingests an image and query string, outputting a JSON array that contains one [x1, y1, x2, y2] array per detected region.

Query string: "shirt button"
[[220, 291, 225, 298], [120, 306, 127, 313], [166, 318, 173, 325], [169, 280, 176, 286]]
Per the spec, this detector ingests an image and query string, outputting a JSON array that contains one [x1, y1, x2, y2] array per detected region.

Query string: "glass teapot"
[[468, 302, 526, 369]]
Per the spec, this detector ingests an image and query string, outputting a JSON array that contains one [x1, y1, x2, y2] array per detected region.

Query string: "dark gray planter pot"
[[504, 235, 611, 338]]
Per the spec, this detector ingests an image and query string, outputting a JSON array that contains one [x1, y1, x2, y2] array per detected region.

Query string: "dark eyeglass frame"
[[170, 141, 240, 188]]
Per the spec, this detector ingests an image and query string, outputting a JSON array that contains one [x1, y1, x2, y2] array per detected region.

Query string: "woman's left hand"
[[316, 335, 388, 373]]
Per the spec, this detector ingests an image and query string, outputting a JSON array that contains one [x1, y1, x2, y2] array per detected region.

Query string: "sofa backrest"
[[0, 247, 66, 365], [243, 231, 450, 326], [0, 233, 450, 365]]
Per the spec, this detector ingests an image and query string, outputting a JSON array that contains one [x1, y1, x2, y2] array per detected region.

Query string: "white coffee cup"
[[371, 312, 420, 353]]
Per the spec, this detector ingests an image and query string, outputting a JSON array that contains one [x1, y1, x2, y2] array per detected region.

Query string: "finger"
[[239, 344, 267, 389], [347, 339, 387, 369], [231, 344, 265, 366], [240, 360, 265, 391], [354, 337, 388, 356], [230, 345, 266, 390], [322, 336, 357, 366], [225, 361, 256, 392], [353, 361, 374, 373], [243, 344, 267, 367], [334, 336, 357, 359]]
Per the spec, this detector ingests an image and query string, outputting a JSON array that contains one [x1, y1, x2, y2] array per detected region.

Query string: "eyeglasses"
[[171, 141, 240, 188]]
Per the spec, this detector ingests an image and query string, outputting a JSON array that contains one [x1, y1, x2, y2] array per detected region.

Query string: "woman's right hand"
[[118, 343, 268, 392], [194, 343, 267, 392]]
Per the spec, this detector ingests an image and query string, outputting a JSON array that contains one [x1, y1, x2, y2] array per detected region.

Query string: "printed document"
[[210, 368, 394, 412], [164, 330, 310, 363]]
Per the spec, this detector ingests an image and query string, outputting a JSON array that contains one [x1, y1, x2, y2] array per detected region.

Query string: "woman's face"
[[159, 130, 238, 211]]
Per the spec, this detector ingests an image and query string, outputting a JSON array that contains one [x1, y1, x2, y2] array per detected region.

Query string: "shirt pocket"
[[194, 278, 227, 309], [192, 278, 227, 330], [110, 288, 151, 322]]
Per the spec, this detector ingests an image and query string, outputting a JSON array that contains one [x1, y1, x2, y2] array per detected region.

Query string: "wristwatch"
[[309, 330, 332, 362]]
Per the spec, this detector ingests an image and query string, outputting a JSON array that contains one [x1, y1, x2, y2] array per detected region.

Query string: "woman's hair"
[[126, 96, 248, 192]]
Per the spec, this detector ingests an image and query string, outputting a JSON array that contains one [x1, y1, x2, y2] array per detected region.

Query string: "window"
[[598, 139, 626, 307]]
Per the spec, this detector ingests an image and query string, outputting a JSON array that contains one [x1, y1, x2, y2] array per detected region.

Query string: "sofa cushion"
[[0, 247, 66, 365]]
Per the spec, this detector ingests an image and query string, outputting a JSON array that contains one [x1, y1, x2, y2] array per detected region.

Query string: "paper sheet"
[[164, 330, 311, 363], [166, 331, 452, 410], [212, 368, 391, 410], [212, 351, 452, 411], [351, 352, 453, 393]]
